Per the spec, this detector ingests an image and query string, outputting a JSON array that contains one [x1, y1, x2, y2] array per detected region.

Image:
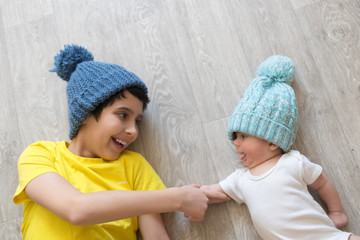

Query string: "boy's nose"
[[126, 122, 137, 135]]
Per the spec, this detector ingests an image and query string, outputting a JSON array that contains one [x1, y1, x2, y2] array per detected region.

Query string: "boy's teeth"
[[115, 139, 126, 146]]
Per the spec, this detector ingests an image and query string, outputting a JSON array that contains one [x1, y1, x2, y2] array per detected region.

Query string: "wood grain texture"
[[289, 0, 323, 10], [1, 0, 359, 239], [0, 218, 22, 240]]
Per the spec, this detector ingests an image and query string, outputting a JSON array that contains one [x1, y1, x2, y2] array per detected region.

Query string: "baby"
[[201, 55, 360, 240]]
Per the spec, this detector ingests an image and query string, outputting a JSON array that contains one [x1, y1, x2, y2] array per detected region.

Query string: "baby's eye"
[[231, 132, 237, 140], [235, 132, 247, 139], [135, 119, 142, 125]]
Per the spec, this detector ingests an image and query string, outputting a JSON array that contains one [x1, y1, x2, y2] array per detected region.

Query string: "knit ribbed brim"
[[227, 112, 296, 152]]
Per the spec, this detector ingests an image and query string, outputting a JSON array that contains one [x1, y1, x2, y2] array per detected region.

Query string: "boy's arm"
[[309, 173, 348, 228], [25, 172, 208, 225], [138, 214, 170, 240], [200, 184, 230, 204]]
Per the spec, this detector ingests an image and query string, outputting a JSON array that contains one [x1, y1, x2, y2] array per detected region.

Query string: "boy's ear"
[[268, 143, 280, 151], [82, 116, 89, 124]]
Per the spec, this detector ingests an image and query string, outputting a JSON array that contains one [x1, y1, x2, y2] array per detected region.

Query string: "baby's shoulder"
[[231, 167, 248, 177], [283, 150, 311, 163]]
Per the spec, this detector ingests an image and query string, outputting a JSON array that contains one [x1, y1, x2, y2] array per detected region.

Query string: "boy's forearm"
[[27, 173, 182, 225], [72, 188, 183, 225]]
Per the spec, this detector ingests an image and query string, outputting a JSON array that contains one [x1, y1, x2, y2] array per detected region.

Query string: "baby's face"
[[232, 132, 275, 169]]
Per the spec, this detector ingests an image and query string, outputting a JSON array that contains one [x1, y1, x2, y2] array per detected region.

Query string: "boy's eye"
[[118, 113, 127, 118]]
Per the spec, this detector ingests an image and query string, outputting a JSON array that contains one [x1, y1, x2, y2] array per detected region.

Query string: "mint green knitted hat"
[[227, 55, 298, 152]]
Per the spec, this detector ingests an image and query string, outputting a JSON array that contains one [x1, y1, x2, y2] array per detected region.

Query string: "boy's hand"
[[178, 185, 209, 221], [200, 184, 230, 204], [328, 211, 348, 229]]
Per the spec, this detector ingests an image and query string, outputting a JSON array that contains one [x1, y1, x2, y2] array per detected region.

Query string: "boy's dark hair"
[[92, 87, 150, 121]]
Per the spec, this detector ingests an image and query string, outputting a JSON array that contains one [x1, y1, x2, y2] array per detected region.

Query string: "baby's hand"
[[328, 211, 348, 229], [200, 184, 230, 204]]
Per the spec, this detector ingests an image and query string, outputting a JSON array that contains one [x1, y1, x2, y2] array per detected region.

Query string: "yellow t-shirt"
[[13, 141, 166, 240]]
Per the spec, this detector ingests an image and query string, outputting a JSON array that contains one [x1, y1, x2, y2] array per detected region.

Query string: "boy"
[[13, 44, 214, 239], [201, 55, 360, 239]]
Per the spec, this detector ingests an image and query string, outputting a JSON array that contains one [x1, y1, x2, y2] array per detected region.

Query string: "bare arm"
[[200, 184, 230, 204], [138, 214, 170, 240], [25, 172, 208, 225], [309, 173, 348, 228]]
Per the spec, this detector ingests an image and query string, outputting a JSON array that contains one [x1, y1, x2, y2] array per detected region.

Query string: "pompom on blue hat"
[[227, 55, 298, 152], [50, 44, 148, 139]]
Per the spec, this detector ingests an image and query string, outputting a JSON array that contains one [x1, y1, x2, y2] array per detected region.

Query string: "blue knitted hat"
[[50, 44, 148, 139], [227, 55, 298, 152]]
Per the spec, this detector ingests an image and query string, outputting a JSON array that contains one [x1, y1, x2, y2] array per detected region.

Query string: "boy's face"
[[74, 90, 144, 160], [232, 132, 277, 169]]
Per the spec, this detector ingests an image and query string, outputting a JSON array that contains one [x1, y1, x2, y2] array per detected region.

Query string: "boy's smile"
[[68, 90, 144, 160]]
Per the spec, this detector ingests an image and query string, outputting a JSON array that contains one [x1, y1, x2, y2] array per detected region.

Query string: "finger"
[[208, 194, 230, 204], [218, 193, 231, 201], [183, 214, 197, 221], [188, 215, 202, 222], [212, 192, 229, 199]]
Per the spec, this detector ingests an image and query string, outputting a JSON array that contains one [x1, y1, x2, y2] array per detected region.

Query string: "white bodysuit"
[[220, 150, 351, 240]]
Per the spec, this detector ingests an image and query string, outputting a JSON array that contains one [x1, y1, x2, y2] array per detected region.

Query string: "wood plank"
[[289, 0, 323, 10], [0, 218, 23, 240], [1, 0, 360, 239], [0, 7, 25, 225], [294, 0, 360, 232]]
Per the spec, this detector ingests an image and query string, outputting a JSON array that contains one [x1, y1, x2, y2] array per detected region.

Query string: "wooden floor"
[[1, 0, 360, 239]]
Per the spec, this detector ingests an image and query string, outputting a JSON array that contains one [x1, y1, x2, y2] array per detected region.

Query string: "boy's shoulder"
[[25, 140, 63, 152], [120, 149, 143, 159], [28, 140, 64, 146], [19, 141, 66, 160], [119, 150, 148, 163]]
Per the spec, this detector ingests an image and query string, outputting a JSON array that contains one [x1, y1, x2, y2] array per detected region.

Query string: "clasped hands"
[[179, 184, 230, 222]]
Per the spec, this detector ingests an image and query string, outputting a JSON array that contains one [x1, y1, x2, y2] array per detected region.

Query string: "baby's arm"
[[200, 184, 230, 204], [309, 173, 348, 228]]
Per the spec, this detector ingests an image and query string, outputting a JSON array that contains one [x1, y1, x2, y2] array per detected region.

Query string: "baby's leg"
[[349, 234, 360, 240]]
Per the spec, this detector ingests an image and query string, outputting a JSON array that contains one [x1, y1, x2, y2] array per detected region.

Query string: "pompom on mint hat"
[[50, 44, 148, 140], [227, 55, 298, 152]]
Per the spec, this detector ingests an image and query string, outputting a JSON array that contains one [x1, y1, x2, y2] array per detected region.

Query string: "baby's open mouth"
[[239, 153, 246, 161]]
